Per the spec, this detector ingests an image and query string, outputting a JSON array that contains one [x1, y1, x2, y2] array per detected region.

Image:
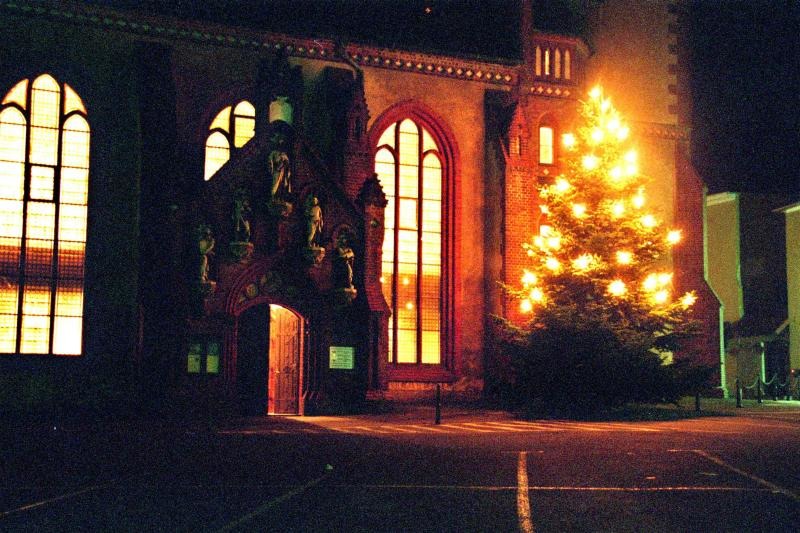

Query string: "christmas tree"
[[500, 87, 700, 413]]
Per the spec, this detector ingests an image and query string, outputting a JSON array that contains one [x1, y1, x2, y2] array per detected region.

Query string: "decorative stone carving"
[[268, 133, 293, 217], [230, 188, 254, 263], [303, 195, 325, 265], [334, 230, 357, 305], [196, 224, 216, 294]]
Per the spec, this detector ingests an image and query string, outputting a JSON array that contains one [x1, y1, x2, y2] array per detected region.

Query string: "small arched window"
[[203, 100, 255, 180], [539, 125, 554, 165], [0, 74, 90, 355]]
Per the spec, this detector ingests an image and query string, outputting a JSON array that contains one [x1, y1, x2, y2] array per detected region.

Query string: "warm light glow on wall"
[[376, 118, 442, 365], [0, 75, 89, 355]]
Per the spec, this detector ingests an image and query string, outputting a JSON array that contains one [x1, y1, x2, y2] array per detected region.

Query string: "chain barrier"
[[737, 373, 798, 406]]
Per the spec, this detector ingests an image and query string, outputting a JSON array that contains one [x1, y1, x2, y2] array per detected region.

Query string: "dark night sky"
[[88, 0, 799, 196]]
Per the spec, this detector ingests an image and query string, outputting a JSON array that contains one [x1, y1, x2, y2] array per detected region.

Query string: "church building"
[[0, 0, 722, 415]]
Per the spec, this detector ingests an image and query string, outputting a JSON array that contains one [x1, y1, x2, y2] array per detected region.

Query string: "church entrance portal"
[[237, 303, 303, 415]]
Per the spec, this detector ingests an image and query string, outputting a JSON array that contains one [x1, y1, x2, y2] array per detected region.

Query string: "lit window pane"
[[55, 282, 83, 316], [204, 131, 230, 180], [422, 129, 438, 153], [0, 107, 26, 166], [539, 126, 554, 164], [421, 331, 440, 364], [57, 243, 85, 280], [26, 201, 55, 240], [29, 165, 54, 201], [20, 313, 50, 354], [0, 311, 17, 353], [53, 316, 81, 355], [377, 125, 395, 148], [209, 106, 231, 132], [63, 83, 87, 115], [234, 100, 255, 117], [30, 75, 60, 166], [62, 115, 90, 169], [396, 328, 416, 363], [234, 116, 255, 148], [0, 235, 22, 273], [0, 199, 23, 239], [398, 198, 417, 230], [58, 204, 87, 245], [60, 167, 89, 205], [1, 79, 28, 108], [398, 164, 418, 197], [22, 284, 51, 317], [0, 284, 18, 315]]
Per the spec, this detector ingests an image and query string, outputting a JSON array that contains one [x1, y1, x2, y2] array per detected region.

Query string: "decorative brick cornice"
[[0, 0, 585, 90]]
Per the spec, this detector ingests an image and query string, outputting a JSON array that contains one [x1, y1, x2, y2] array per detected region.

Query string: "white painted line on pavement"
[[517, 451, 535, 533], [215, 473, 329, 532], [689, 449, 800, 503], [0, 483, 113, 518]]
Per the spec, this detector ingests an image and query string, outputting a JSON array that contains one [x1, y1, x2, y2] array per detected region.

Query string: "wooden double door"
[[237, 303, 303, 415]]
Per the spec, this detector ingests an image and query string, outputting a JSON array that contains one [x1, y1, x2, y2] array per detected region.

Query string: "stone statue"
[[305, 195, 323, 248], [269, 134, 291, 200], [197, 224, 215, 284], [335, 232, 355, 290], [232, 189, 251, 243]]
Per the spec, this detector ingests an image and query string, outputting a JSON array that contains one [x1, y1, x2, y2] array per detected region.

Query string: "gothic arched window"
[[203, 100, 255, 180], [374, 118, 445, 366], [0, 74, 90, 355]]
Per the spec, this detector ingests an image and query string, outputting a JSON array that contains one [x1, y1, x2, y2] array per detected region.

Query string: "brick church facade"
[[0, 0, 722, 415]]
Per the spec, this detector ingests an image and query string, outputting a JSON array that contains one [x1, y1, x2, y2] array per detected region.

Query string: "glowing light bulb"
[[545, 257, 560, 271], [667, 230, 682, 244], [624, 150, 637, 163], [680, 292, 697, 308], [572, 254, 592, 271], [530, 287, 544, 302], [608, 279, 627, 296], [600, 99, 611, 112], [653, 289, 669, 304], [616, 250, 633, 265], [643, 274, 658, 292], [405, 301, 414, 310], [657, 272, 673, 286], [589, 86, 602, 100], [547, 236, 561, 250], [617, 125, 629, 140], [607, 117, 620, 132], [521, 270, 538, 286], [641, 214, 656, 228], [572, 203, 587, 218], [539, 224, 552, 237], [609, 166, 623, 181], [582, 154, 600, 170], [527, 249, 534, 257], [625, 163, 638, 176], [591, 128, 604, 144], [403, 277, 410, 285], [611, 201, 626, 217], [554, 178, 570, 192], [632, 192, 645, 209], [520, 299, 533, 313], [562, 133, 576, 149], [540, 204, 550, 214], [379, 276, 385, 283]]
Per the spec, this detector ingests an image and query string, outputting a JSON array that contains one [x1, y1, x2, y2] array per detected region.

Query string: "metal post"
[[435, 384, 441, 425], [756, 379, 762, 404], [735, 378, 742, 408]]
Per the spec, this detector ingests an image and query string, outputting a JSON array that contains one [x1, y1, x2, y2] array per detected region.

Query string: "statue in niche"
[[230, 189, 255, 263], [232, 188, 251, 243], [333, 231, 357, 305], [196, 224, 215, 287], [268, 133, 292, 210], [305, 196, 323, 248]]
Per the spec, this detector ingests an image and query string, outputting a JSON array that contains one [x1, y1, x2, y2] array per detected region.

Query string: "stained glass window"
[[0, 75, 89, 355], [539, 126, 554, 165], [375, 119, 443, 365], [203, 100, 255, 180]]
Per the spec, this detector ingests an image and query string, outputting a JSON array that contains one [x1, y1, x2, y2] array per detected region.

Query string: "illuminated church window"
[[539, 126, 554, 165], [203, 100, 255, 180], [375, 119, 443, 365], [0, 74, 90, 355]]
